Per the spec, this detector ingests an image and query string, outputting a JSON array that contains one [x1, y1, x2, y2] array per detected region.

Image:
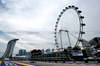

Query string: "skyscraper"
[[18, 49, 23, 56], [2, 39, 19, 58], [16, 49, 31, 57]]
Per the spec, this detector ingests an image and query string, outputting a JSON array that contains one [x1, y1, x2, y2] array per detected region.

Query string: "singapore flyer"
[[54, 5, 85, 50]]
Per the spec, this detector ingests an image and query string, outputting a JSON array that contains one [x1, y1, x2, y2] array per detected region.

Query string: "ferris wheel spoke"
[[54, 5, 85, 50], [69, 32, 78, 39], [66, 24, 79, 31]]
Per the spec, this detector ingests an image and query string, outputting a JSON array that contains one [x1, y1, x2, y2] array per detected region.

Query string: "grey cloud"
[[0, 0, 8, 13], [0, 0, 100, 53]]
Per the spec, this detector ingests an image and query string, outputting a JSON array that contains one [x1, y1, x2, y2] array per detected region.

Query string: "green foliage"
[[31, 49, 42, 58], [73, 46, 81, 50]]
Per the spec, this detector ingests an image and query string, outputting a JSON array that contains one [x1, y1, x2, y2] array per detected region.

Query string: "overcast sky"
[[0, 0, 100, 56]]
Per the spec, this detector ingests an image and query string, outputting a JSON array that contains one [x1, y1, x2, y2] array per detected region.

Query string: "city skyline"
[[0, 0, 100, 56]]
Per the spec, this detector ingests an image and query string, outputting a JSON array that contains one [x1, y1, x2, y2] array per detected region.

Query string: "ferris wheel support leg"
[[59, 31, 63, 50], [67, 32, 72, 47]]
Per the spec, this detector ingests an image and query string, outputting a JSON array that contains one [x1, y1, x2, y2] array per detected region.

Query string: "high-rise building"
[[41, 49, 45, 54], [18, 49, 23, 56], [41, 49, 54, 54], [18, 49, 26, 56], [23, 49, 27, 55], [16, 49, 31, 57], [27, 51, 31, 57], [2, 39, 19, 58], [46, 49, 50, 54]]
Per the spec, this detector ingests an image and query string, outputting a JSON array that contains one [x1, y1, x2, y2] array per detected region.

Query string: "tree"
[[67, 46, 72, 51], [31, 49, 42, 58], [73, 46, 81, 50], [63, 49, 68, 57], [66, 46, 73, 58]]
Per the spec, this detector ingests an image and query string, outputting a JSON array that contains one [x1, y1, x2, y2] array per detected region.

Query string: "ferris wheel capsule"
[[54, 5, 85, 50]]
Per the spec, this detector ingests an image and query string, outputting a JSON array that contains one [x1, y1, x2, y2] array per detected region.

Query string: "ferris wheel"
[[54, 5, 85, 50]]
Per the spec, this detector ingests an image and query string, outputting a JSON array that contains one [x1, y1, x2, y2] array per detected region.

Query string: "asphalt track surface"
[[20, 61, 100, 66], [0, 61, 100, 66], [0, 61, 34, 66]]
